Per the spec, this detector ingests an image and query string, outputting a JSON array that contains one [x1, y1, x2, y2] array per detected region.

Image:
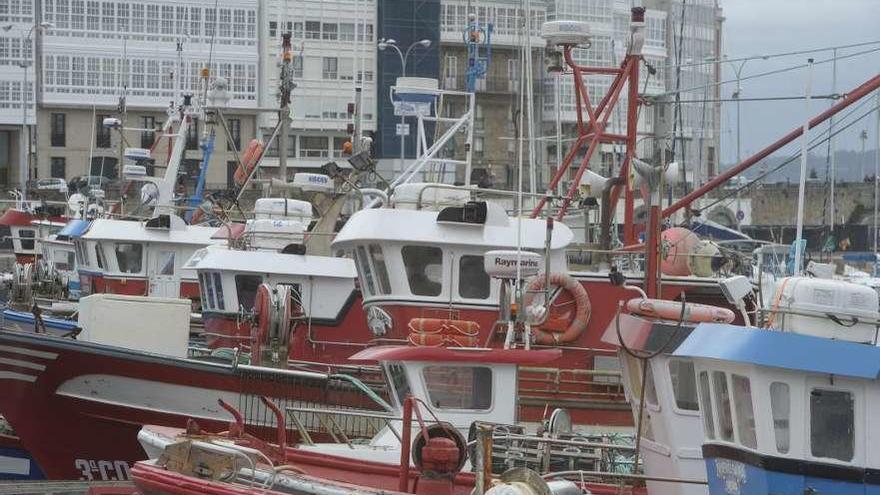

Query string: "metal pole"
[[874, 90, 879, 255], [397, 397, 412, 493], [20, 30, 30, 197], [829, 48, 837, 229], [398, 50, 406, 181], [554, 70, 563, 196], [793, 59, 815, 276]]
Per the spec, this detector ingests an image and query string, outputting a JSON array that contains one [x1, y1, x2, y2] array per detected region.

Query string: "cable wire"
[[655, 45, 880, 98], [694, 101, 880, 215]]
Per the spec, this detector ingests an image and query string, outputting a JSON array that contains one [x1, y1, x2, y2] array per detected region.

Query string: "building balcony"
[[440, 75, 521, 94]]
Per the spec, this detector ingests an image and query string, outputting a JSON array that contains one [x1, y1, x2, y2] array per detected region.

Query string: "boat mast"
[[792, 59, 814, 275], [278, 32, 293, 189]]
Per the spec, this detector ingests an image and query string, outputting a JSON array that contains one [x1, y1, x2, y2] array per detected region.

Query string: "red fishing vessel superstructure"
[[132, 345, 646, 495], [0, 196, 68, 264], [0, 8, 729, 482], [75, 214, 226, 300]]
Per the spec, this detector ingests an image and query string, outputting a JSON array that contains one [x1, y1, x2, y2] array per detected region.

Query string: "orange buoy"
[[525, 273, 591, 345], [660, 227, 699, 276], [233, 139, 265, 187], [625, 298, 735, 323], [408, 318, 480, 347]]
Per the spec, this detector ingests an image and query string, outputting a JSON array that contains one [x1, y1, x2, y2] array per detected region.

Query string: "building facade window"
[[227, 118, 241, 151], [299, 136, 327, 158], [50, 113, 66, 147], [96, 114, 111, 148], [322, 57, 338, 80], [141, 116, 155, 148], [186, 117, 199, 150], [51, 157, 66, 178]]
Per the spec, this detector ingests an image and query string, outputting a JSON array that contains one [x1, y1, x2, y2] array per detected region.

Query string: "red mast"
[[531, 6, 645, 249]]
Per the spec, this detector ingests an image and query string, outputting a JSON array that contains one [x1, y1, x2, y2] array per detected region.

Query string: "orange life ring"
[[233, 139, 265, 187], [525, 273, 591, 345], [625, 298, 735, 323], [408, 318, 480, 347]]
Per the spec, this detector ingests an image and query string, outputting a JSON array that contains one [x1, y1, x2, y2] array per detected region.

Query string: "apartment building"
[[29, 0, 260, 187], [259, 0, 377, 176], [437, 0, 546, 188], [0, 0, 36, 188]]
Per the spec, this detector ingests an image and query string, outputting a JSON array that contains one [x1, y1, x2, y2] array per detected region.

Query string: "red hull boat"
[[0, 330, 384, 480]]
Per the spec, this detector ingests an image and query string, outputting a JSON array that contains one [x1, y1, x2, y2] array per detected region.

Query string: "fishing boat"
[[672, 276, 880, 495], [133, 344, 644, 495]]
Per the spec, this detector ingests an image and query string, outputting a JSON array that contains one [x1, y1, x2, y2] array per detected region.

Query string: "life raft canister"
[[625, 298, 735, 323], [408, 318, 480, 347], [525, 273, 591, 345], [233, 139, 265, 187]]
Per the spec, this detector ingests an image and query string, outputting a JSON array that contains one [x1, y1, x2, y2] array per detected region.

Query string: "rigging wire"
[[655, 45, 880, 98], [656, 38, 880, 71], [693, 100, 880, 216]]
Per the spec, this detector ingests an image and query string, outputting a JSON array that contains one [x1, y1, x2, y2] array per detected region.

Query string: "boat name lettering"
[[75, 459, 131, 481], [714, 458, 746, 495], [493, 257, 540, 269]]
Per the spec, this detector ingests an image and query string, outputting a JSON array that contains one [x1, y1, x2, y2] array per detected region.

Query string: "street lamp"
[[378, 38, 431, 178], [3, 21, 53, 197]]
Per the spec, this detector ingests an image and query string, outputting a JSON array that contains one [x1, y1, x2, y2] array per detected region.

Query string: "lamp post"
[[723, 55, 766, 228], [3, 21, 53, 198], [378, 38, 431, 179]]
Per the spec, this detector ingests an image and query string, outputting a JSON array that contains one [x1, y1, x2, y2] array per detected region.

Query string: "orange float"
[[233, 139, 265, 187], [408, 318, 480, 347], [625, 298, 735, 323], [660, 227, 699, 276], [525, 273, 591, 345]]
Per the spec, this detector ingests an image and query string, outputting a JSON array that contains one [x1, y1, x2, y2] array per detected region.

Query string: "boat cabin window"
[[732, 375, 757, 449], [810, 389, 854, 462], [770, 382, 790, 454], [459, 255, 490, 299], [54, 249, 75, 271], [713, 371, 734, 441], [668, 359, 699, 411], [95, 242, 107, 270], [422, 366, 492, 410], [157, 251, 175, 275], [115, 242, 143, 273], [386, 363, 411, 407], [355, 246, 376, 296], [368, 245, 392, 295], [402, 246, 443, 296], [199, 272, 226, 311], [19, 229, 35, 250], [644, 362, 658, 407], [74, 241, 85, 266], [699, 371, 715, 439], [213, 273, 225, 310], [235, 274, 263, 310]]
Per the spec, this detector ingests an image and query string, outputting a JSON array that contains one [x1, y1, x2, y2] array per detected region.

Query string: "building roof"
[[184, 247, 356, 279], [82, 218, 225, 246], [349, 345, 562, 365], [332, 207, 573, 251], [673, 324, 880, 380]]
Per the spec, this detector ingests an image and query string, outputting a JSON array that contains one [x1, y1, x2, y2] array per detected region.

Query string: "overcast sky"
[[719, 0, 880, 166]]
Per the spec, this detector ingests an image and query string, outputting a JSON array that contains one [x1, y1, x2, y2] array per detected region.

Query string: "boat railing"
[[285, 405, 402, 446], [518, 366, 627, 405], [481, 425, 637, 476]]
